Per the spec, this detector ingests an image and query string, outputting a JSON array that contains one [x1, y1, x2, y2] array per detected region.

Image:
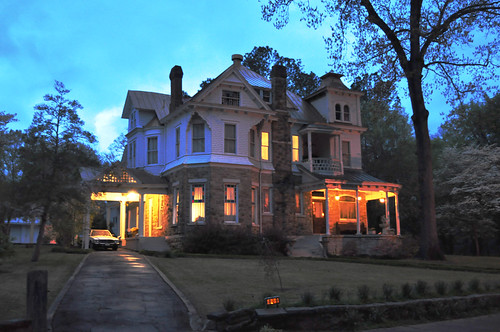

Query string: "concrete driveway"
[[50, 250, 191, 332]]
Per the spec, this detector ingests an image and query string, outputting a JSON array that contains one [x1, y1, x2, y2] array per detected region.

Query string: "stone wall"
[[322, 235, 403, 257], [206, 293, 500, 331]]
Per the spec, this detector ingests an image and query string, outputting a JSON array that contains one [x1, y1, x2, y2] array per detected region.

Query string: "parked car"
[[89, 229, 120, 250]]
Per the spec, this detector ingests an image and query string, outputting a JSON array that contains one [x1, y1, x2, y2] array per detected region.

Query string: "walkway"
[[50, 250, 191, 332]]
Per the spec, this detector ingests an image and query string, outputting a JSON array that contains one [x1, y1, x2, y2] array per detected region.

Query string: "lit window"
[[147, 137, 158, 164], [261, 132, 269, 160], [175, 127, 180, 158], [339, 196, 356, 220], [292, 135, 299, 162], [263, 188, 271, 213], [343, 105, 350, 122], [191, 184, 205, 223], [192, 123, 205, 153], [224, 124, 236, 154], [335, 104, 342, 120], [173, 189, 179, 225], [342, 141, 351, 167], [295, 191, 303, 214], [224, 184, 238, 222], [222, 90, 240, 106]]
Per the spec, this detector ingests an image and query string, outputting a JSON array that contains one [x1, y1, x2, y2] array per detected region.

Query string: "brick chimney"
[[169, 65, 183, 112], [271, 64, 287, 111]]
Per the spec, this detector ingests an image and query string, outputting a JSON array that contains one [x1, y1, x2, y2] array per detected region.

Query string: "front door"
[[312, 200, 326, 234]]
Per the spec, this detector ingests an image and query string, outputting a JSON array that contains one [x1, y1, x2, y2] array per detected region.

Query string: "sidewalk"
[[50, 250, 192, 332], [364, 313, 500, 332]]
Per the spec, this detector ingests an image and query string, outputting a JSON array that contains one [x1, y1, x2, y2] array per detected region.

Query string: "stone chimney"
[[270, 64, 295, 233], [169, 65, 183, 112], [271, 64, 287, 111]]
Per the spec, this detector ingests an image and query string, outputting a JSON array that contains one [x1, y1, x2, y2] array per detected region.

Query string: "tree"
[[352, 75, 419, 235], [242, 46, 321, 97], [261, 0, 500, 259], [102, 133, 127, 164], [20, 81, 99, 261], [435, 145, 500, 255], [439, 92, 500, 147]]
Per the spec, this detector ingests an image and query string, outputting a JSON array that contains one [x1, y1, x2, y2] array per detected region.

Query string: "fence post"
[[27, 270, 48, 332]]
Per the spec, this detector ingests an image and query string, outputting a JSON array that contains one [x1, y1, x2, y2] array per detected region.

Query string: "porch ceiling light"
[[358, 196, 362, 200], [126, 191, 140, 201], [379, 198, 385, 203], [335, 195, 340, 201]]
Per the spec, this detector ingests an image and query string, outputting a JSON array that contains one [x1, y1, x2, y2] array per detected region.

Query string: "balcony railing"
[[300, 158, 342, 175]]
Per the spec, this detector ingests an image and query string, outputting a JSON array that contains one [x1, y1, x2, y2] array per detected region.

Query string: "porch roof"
[[297, 165, 401, 191]]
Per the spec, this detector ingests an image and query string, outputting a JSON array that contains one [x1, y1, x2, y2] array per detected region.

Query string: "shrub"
[[357, 285, 371, 303], [51, 246, 89, 254], [0, 231, 14, 258], [223, 298, 237, 311], [182, 223, 260, 255], [452, 280, 464, 294], [328, 286, 342, 302], [382, 283, 394, 301], [468, 278, 481, 293], [301, 291, 316, 306], [259, 325, 282, 332], [415, 280, 428, 297], [434, 281, 448, 296], [401, 283, 413, 299], [261, 227, 292, 256]]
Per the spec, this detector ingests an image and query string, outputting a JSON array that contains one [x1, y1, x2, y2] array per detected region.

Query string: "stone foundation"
[[322, 235, 403, 257]]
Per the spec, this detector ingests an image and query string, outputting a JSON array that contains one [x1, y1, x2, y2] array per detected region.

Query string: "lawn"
[[0, 245, 86, 321], [148, 255, 500, 319]]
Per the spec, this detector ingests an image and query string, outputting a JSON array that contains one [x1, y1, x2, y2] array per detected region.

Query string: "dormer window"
[[222, 90, 240, 106], [335, 103, 351, 122], [254, 88, 272, 103], [335, 104, 342, 121], [129, 111, 136, 130], [343, 105, 350, 122]]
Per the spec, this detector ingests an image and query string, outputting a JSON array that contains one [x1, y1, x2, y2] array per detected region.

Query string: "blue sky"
[[0, 0, 490, 152]]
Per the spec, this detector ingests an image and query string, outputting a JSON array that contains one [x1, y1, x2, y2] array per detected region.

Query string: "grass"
[[148, 255, 500, 319], [0, 245, 86, 321]]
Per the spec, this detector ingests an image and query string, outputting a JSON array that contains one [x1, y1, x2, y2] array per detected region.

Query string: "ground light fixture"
[[265, 296, 280, 308]]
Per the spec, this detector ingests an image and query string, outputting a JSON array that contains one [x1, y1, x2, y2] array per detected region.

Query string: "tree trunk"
[[407, 75, 445, 260], [31, 206, 48, 262]]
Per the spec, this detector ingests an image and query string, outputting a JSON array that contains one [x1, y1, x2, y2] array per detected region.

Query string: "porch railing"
[[301, 158, 342, 175]]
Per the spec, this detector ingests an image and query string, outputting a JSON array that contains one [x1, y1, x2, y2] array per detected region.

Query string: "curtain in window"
[[191, 185, 205, 222], [224, 185, 237, 220], [340, 196, 356, 219]]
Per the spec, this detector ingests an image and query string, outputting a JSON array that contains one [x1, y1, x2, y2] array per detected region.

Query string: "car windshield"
[[91, 230, 112, 236]]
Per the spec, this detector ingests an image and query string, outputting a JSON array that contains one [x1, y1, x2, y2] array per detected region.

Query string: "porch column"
[[307, 131, 313, 172], [120, 200, 126, 244], [325, 188, 330, 235], [385, 191, 390, 224], [395, 193, 401, 235], [356, 188, 361, 235], [106, 203, 111, 230], [138, 193, 145, 237]]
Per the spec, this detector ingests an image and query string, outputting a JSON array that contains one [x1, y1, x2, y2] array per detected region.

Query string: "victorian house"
[[89, 54, 401, 252]]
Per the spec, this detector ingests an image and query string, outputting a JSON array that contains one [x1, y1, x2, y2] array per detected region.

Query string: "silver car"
[[89, 229, 120, 250]]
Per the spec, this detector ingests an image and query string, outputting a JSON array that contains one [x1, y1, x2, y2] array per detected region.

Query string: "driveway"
[[50, 250, 191, 332]]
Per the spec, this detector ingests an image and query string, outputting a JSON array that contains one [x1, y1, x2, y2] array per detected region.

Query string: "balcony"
[[300, 158, 342, 176]]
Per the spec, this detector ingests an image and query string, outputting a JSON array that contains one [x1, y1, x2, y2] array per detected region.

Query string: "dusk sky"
[[1, 0, 495, 152]]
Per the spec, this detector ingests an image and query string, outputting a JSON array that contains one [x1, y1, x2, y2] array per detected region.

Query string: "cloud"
[[93, 107, 126, 153]]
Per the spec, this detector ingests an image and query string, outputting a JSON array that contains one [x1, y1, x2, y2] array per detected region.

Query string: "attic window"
[[222, 90, 240, 106]]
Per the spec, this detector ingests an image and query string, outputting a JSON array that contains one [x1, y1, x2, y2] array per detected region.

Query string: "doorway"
[[312, 199, 326, 234]]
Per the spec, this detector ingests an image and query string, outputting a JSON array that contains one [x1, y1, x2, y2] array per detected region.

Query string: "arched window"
[[343, 105, 350, 122], [335, 104, 342, 120], [339, 196, 356, 220]]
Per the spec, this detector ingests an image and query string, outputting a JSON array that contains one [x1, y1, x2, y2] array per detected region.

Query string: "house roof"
[[122, 90, 173, 121]]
